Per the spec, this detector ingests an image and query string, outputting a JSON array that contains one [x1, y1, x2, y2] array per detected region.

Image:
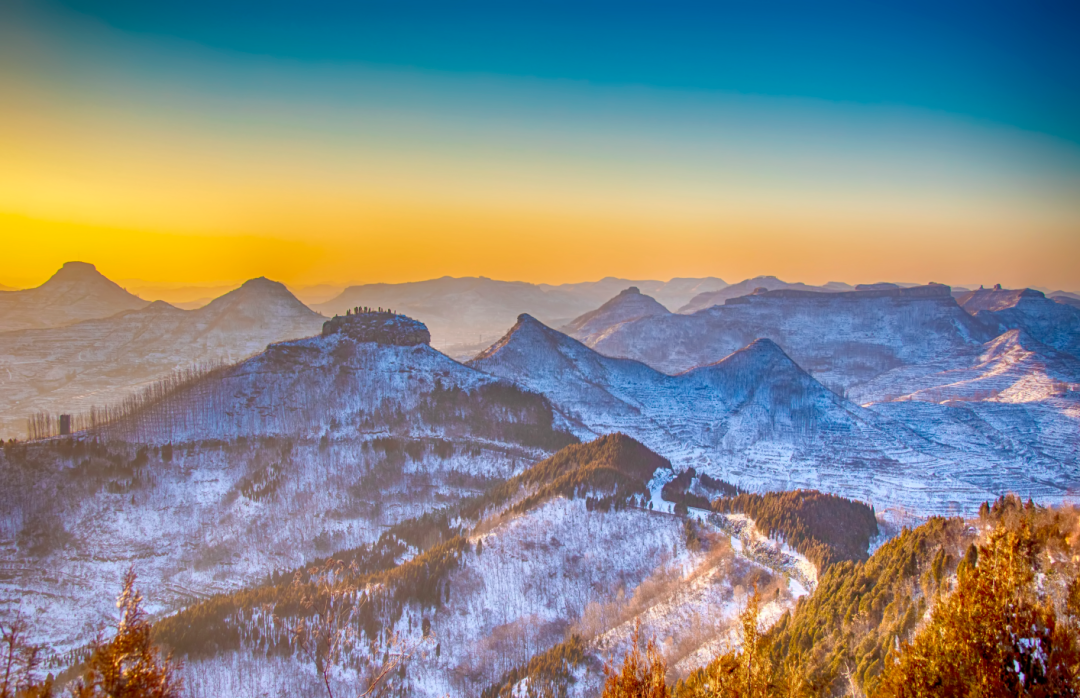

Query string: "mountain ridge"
[[562, 287, 671, 344], [467, 315, 1043, 514], [0, 261, 150, 333], [0, 276, 326, 438]]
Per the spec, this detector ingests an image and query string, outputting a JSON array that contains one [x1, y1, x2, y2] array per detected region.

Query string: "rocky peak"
[[563, 287, 670, 340], [322, 311, 431, 346]]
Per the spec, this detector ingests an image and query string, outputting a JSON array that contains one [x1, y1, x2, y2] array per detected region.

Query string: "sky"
[[1, 0, 1079, 290]]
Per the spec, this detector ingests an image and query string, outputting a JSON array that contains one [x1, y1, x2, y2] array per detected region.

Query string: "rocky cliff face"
[[321, 312, 431, 346]]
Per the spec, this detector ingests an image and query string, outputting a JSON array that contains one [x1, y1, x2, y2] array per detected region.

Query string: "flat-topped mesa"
[[956, 285, 1046, 313], [321, 311, 431, 346], [725, 282, 953, 305]]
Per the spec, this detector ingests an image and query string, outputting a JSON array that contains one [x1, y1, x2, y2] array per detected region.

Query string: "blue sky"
[[49, 0, 1080, 142], [1, 0, 1078, 288]]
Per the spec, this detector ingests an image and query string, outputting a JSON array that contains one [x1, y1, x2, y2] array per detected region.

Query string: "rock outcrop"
[[322, 312, 431, 346]]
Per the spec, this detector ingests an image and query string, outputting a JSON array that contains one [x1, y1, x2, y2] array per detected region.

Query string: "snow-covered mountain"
[[0, 313, 576, 656], [851, 329, 1080, 405], [467, 314, 1073, 514], [542, 276, 729, 312], [0, 261, 149, 333], [957, 285, 1080, 358], [314, 276, 727, 360], [158, 435, 813, 697], [677, 275, 845, 314], [587, 284, 995, 391], [0, 277, 326, 439], [314, 277, 600, 359], [562, 287, 671, 345]]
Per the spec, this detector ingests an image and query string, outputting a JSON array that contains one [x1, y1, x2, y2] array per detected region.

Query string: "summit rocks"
[[322, 311, 431, 346]]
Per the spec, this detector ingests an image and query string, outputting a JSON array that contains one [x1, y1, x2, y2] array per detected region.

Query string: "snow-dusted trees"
[[1, 569, 184, 697], [292, 560, 425, 698], [601, 621, 670, 698]]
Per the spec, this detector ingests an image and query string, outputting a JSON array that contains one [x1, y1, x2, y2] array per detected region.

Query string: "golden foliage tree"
[[681, 588, 780, 698], [877, 520, 1080, 697], [601, 621, 670, 698], [70, 569, 183, 698]]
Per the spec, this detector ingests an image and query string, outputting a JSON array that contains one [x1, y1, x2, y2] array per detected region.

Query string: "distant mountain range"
[[677, 275, 851, 313], [470, 313, 1079, 513], [580, 284, 995, 391], [956, 285, 1080, 357], [0, 262, 149, 332], [561, 286, 670, 345], [312, 276, 728, 359], [0, 277, 325, 439], [3, 293, 1078, 689]]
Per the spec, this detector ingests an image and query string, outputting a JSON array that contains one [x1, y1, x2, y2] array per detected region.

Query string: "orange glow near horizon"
[[2, 12, 1079, 292]]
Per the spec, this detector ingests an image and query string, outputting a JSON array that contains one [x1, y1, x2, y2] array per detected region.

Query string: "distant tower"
[[59, 414, 71, 436]]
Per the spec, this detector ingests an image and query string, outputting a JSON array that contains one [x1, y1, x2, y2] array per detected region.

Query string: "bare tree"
[[0, 611, 51, 697], [293, 560, 429, 698]]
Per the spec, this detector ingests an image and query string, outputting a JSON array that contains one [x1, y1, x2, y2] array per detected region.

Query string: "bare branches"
[[0, 611, 50, 698], [292, 560, 431, 698]]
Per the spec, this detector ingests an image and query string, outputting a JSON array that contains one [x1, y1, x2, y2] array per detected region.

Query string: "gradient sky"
[[2, 0, 1079, 290]]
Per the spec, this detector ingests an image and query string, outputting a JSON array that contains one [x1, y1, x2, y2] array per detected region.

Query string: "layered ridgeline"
[[678, 275, 851, 314], [582, 284, 996, 391], [546, 277, 728, 313], [468, 314, 1080, 514], [0, 261, 149, 332], [313, 276, 727, 360], [851, 328, 1080, 405], [563, 287, 672, 345], [0, 277, 326, 439], [0, 311, 576, 657], [957, 285, 1080, 358], [149, 434, 873, 697]]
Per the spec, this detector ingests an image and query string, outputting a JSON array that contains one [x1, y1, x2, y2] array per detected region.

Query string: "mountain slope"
[[0, 313, 576, 656], [153, 435, 813, 697], [590, 284, 995, 390], [95, 311, 571, 447], [957, 286, 1080, 358], [678, 276, 838, 314], [0, 261, 149, 332], [851, 329, 1080, 405], [468, 315, 1037, 514], [314, 276, 728, 360], [0, 277, 326, 438], [562, 287, 671, 345]]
